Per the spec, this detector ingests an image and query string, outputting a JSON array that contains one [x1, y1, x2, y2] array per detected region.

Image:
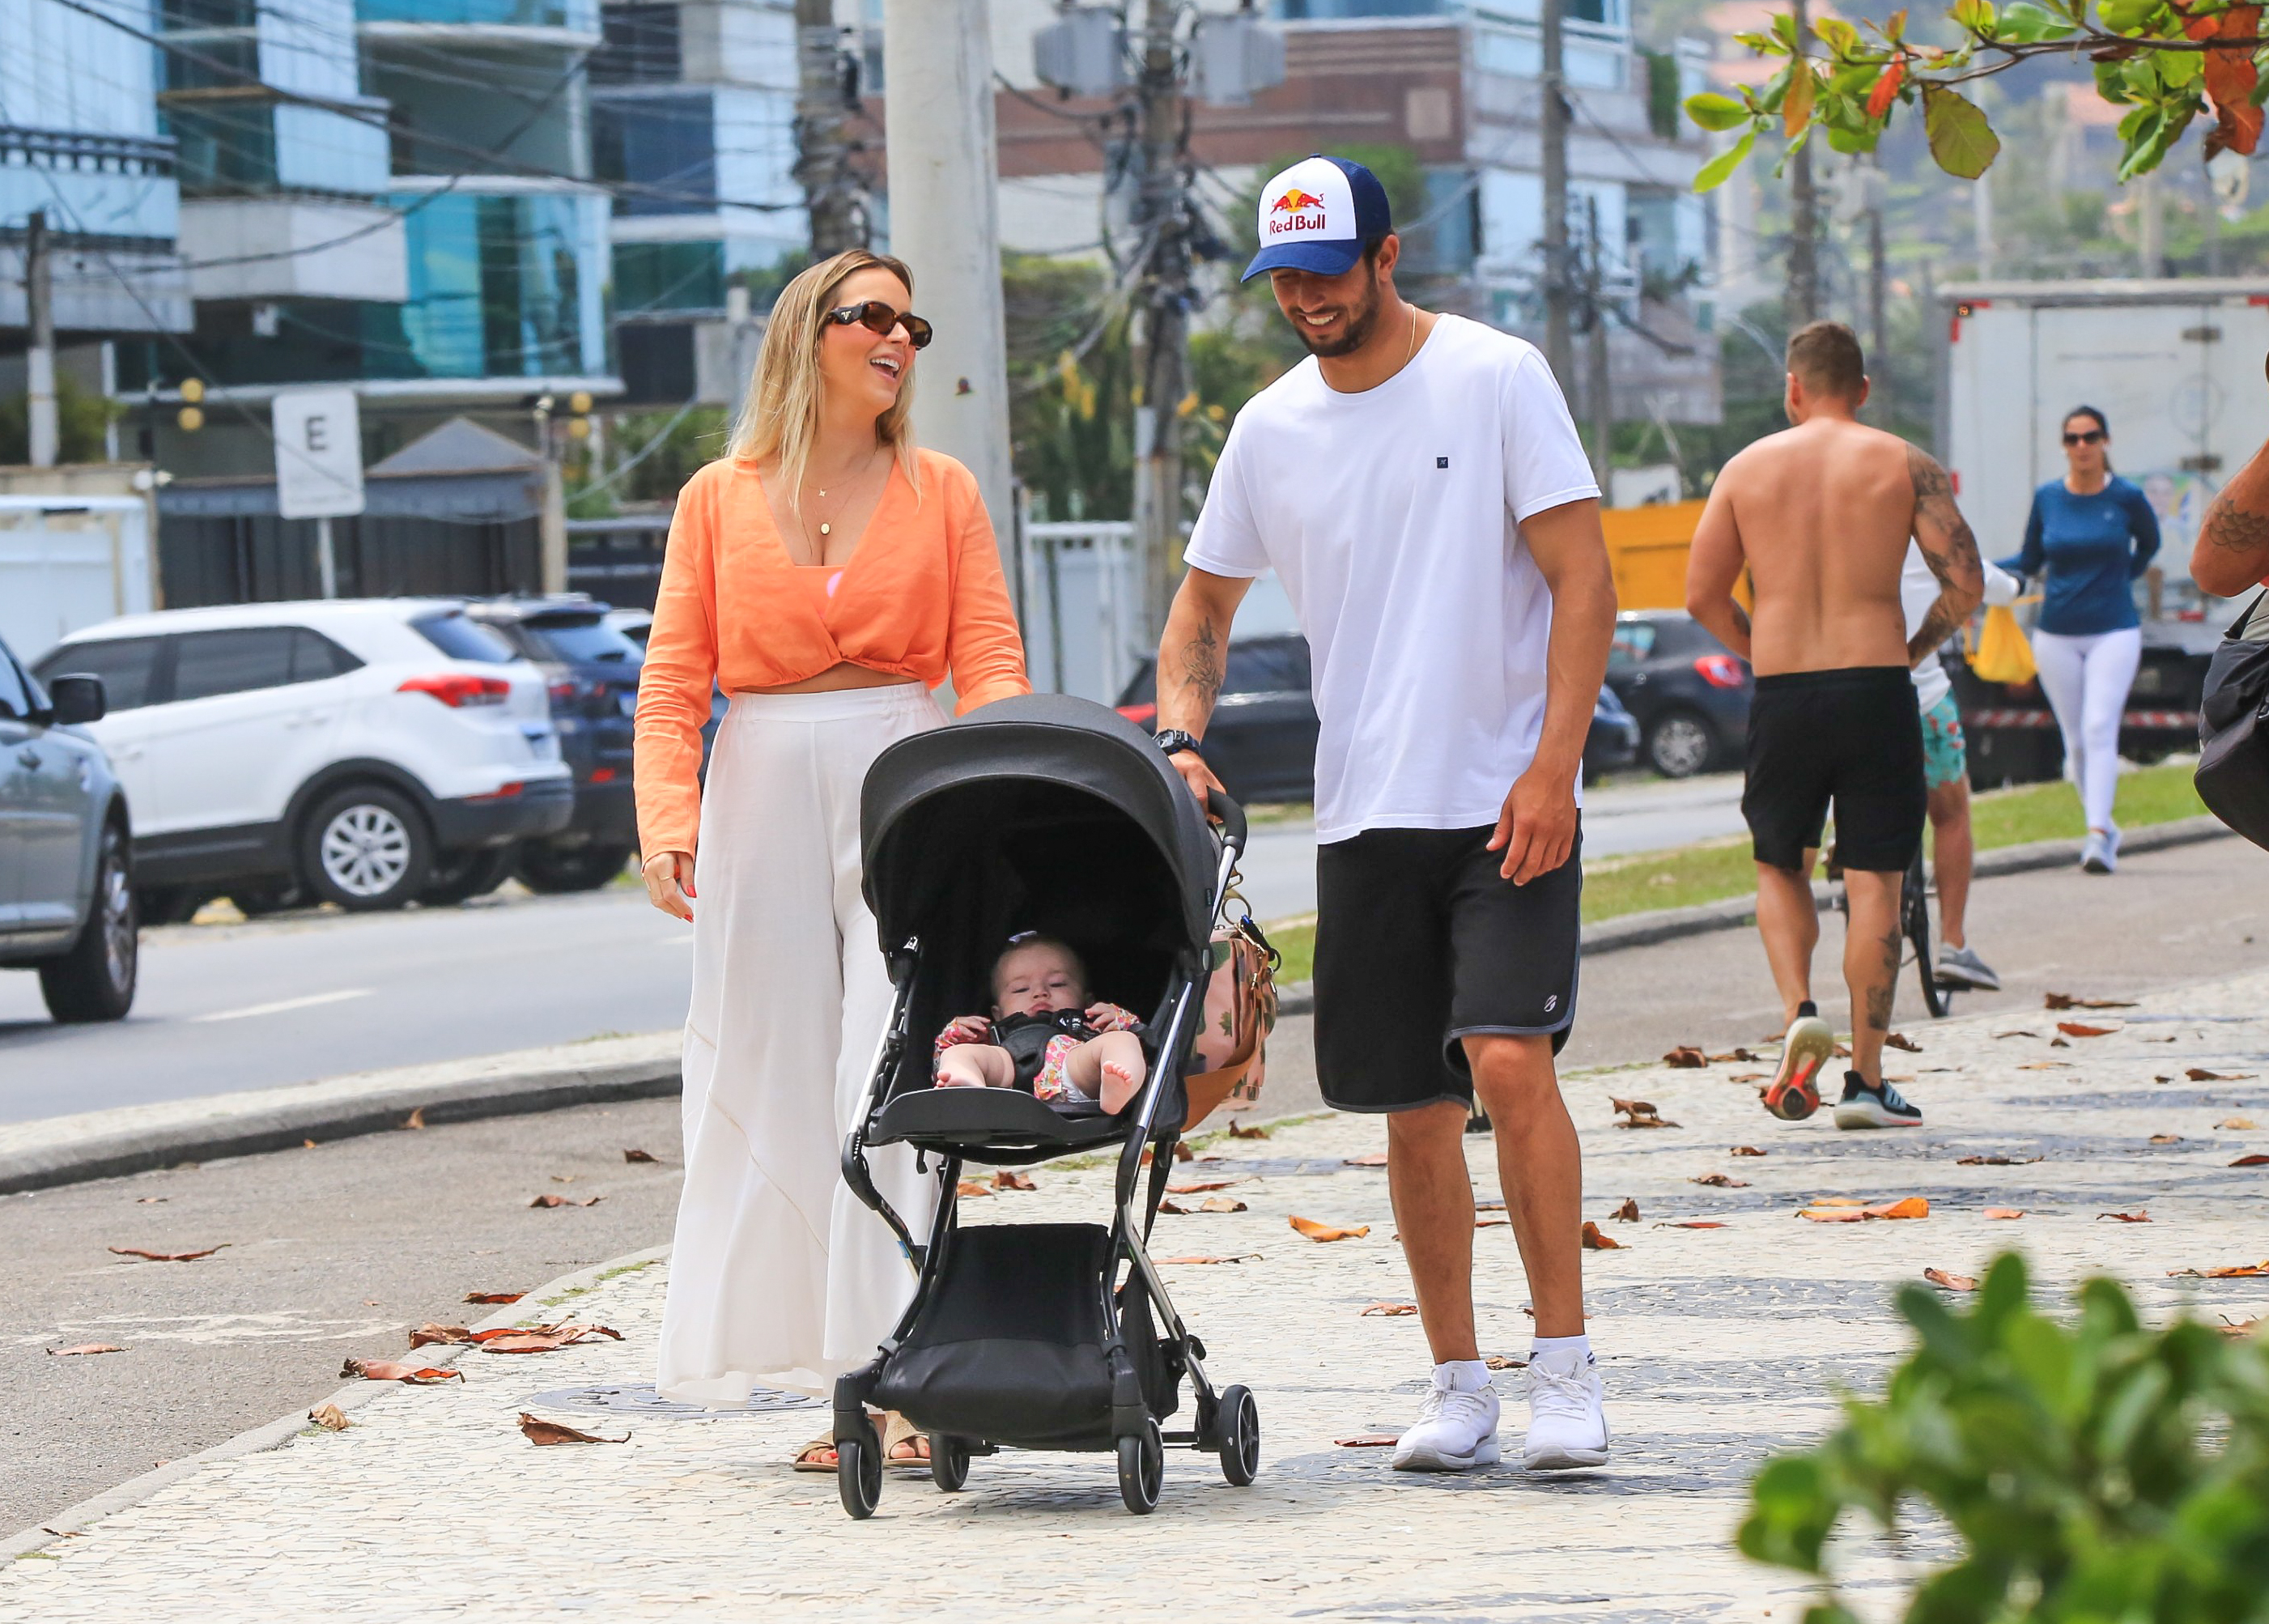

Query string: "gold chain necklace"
[[797, 451, 885, 564]]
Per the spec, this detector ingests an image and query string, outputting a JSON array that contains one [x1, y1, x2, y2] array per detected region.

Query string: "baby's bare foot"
[[1100, 1060, 1141, 1112]]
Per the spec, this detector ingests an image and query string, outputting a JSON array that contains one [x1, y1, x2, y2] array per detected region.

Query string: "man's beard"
[[1291, 270, 1381, 358]]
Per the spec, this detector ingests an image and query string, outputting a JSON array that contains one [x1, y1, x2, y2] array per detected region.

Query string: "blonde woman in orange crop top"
[[634, 249, 1029, 1465]]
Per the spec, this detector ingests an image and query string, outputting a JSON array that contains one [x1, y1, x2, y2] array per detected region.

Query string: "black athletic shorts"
[[1313, 823, 1581, 1114], [1742, 665, 1926, 873]]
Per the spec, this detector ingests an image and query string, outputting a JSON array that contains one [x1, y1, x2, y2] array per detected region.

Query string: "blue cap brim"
[[1241, 240, 1364, 283]]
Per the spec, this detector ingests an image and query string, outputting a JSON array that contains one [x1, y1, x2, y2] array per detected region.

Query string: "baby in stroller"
[[932, 933, 1148, 1114]]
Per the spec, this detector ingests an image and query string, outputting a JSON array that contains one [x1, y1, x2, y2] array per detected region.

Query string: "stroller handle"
[[1206, 786, 1247, 858]]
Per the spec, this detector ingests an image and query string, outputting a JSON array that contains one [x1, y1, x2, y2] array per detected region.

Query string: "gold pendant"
[[818, 522, 831, 536]]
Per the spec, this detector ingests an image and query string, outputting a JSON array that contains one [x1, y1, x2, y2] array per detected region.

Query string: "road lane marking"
[[190, 989, 372, 1023]]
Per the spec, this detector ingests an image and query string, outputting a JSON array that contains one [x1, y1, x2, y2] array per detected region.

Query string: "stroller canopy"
[[861, 694, 1223, 957]]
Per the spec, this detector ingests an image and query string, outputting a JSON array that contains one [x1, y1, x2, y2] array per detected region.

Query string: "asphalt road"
[[0, 774, 1745, 1125], [7, 831, 2263, 1537]]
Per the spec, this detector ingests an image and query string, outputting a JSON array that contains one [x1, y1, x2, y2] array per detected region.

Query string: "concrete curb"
[[0, 1244, 672, 1566], [0, 1034, 680, 1197], [1275, 814, 2236, 1017]]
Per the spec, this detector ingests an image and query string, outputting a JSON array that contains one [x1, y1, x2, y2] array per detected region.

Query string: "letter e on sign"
[[273, 387, 365, 521]]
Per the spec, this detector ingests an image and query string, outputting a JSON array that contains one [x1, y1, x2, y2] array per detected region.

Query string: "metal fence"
[[1018, 519, 1145, 704]]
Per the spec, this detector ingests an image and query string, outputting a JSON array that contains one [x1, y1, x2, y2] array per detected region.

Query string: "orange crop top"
[[634, 448, 1030, 856]]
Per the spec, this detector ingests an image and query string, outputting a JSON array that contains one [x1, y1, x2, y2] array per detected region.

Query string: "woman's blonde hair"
[[726, 249, 920, 505]]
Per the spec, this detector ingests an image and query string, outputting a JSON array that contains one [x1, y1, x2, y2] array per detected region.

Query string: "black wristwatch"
[[1153, 729, 1204, 759]]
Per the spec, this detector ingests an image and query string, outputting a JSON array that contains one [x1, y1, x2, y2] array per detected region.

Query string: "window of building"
[[593, 95, 717, 216], [1400, 168, 1478, 277], [592, 4, 682, 84], [616, 322, 698, 404], [1273, 1, 1447, 17], [613, 240, 724, 316]]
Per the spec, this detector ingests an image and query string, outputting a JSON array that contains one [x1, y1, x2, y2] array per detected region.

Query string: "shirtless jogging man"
[[1685, 321, 1982, 1130], [1154, 155, 1617, 1473]]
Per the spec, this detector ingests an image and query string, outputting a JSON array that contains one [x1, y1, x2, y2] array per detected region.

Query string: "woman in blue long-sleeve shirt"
[[1995, 406, 2161, 874]]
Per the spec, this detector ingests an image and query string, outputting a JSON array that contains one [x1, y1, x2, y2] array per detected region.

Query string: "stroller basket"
[[832, 695, 1264, 1516]]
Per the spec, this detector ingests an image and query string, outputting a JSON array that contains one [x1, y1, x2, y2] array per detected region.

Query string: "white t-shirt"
[[1901, 543, 2020, 713], [1184, 314, 1600, 843]]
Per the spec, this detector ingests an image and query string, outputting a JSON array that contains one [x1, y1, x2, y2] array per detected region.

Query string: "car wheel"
[[301, 784, 432, 911], [516, 842, 632, 895], [40, 822, 138, 1022], [1645, 709, 1718, 779], [420, 844, 518, 906]]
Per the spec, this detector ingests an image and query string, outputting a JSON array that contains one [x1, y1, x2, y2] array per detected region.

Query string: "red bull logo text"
[[1266, 187, 1330, 236]]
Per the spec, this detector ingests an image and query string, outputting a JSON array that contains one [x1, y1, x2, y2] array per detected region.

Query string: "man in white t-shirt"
[[1151, 155, 1617, 1473]]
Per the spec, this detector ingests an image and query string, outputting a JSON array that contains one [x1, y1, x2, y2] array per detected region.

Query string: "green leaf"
[[2160, 49, 2203, 88], [1923, 82, 2002, 177], [1693, 128, 1756, 192], [1997, 0, 2077, 39], [1815, 15, 1862, 53], [1735, 28, 1790, 54], [1826, 121, 1879, 152], [1685, 91, 1754, 130], [2098, 0, 2161, 32], [1949, 0, 1996, 33], [1772, 10, 1799, 49]]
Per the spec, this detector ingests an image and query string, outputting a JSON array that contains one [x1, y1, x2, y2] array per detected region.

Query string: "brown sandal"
[[791, 1434, 837, 1473], [882, 1411, 930, 1470]]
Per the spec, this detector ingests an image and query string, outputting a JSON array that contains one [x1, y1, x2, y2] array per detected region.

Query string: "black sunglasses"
[[826, 300, 933, 350], [2063, 429, 2105, 446]]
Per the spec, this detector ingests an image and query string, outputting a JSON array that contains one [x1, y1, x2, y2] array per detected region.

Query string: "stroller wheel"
[[929, 1434, 971, 1492], [1216, 1384, 1260, 1486], [1116, 1417, 1164, 1515], [837, 1422, 882, 1520]]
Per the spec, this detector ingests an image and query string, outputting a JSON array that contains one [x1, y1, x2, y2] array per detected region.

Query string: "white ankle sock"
[[1435, 1358, 1490, 1392], [1529, 1333, 1591, 1361]]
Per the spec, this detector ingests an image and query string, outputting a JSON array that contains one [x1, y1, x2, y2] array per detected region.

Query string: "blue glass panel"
[[591, 94, 716, 216], [355, 0, 587, 29]]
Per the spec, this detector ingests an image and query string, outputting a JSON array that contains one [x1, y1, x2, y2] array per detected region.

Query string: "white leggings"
[[2031, 626, 2141, 833]]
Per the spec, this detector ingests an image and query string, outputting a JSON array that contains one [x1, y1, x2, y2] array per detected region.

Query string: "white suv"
[[33, 600, 571, 916]]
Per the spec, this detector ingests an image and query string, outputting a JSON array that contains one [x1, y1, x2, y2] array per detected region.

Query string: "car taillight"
[[590, 767, 616, 784], [548, 679, 578, 704], [1693, 654, 1746, 689], [1117, 702, 1158, 725], [400, 674, 512, 708]]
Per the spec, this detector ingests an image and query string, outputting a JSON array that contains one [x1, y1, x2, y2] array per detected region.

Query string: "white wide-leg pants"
[[656, 684, 942, 1402], [2032, 625, 2141, 834]]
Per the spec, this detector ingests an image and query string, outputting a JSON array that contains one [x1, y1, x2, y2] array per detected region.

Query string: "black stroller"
[[832, 694, 1261, 1517]]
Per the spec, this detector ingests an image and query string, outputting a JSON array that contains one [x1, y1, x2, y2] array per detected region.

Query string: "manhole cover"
[[523, 1384, 821, 1418]]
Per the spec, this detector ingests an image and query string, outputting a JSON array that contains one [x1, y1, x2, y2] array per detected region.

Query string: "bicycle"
[[1826, 843, 1952, 1019]]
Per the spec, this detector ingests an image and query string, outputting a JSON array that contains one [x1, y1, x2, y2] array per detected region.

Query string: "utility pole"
[[1864, 151, 1888, 416], [26, 209, 58, 468], [1583, 196, 1612, 489], [2138, 168, 2165, 277], [793, 0, 862, 257], [1540, 0, 1574, 389], [881, 0, 1015, 570], [1129, 0, 1191, 640], [1785, 0, 1818, 326]]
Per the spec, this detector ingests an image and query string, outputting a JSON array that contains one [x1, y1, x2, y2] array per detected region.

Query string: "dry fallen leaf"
[[1808, 1197, 1868, 1206], [1156, 1254, 1257, 1265], [1729, 1073, 1766, 1083], [1334, 1434, 1398, 1448], [1228, 1120, 1269, 1140], [475, 1324, 624, 1354], [2049, 1036, 2071, 1048], [1993, 1030, 2040, 1039], [1924, 1268, 1978, 1292], [1485, 1354, 1526, 1370], [993, 1171, 1037, 1192], [1359, 1302, 1418, 1316], [135, 1197, 165, 1204], [303, 1139, 317, 1150], [1290, 1216, 1368, 1242], [2018, 1061, 2071, 1070], [2168, 1261, 2269, 1278], [1957, 1154, 2042, 1166], [46, 1343, 124, 1357], [2057, 1022, 2118, 1039], [1474, 1216, 1510, 1229], [528, 1194, 602, 1209], [2097, 1210, 2151, 1223], [1609, 1096, 1680, 1129], [1343, 1153, 1390, 1167], [1884, 1033, 1923, 1052], [1167, 1179, 1244, 1194], [464, 1291, 523, 1305], [2189, 1068, 2255, 1082], [2217, 1118, 2258, 1130], [1663, 1045, 1707, 1068], [1985, 1208, 2027, 1220], [404, 1107, 426, 1130], [1690, 1172, 1749, 1188], [1611, 1197, 1640, 1222], [1198, 1196, 1247, 1214], [1799, 1197, 1931, 1223], [342, 1358, 461, 1384], [623, 1149, 659, 1164], [1158, 1200, 1196, 1215], [1580, 1221, 1624, 1250], [2046, 993, 2136, 1010], [1708, 1047, 1761, 1064], [1731, 1146, 1768, 1157], [1659, 1220, 1727, 1230], [1138, 1143, 1198, 1166], [308, 1404, 351, 1431], [2220, 1317, 2263, 1338], [108, 1245, 227, 1263], [409, 1323, 476, 1349], [2150, 1134, 2182, 1145], [518, 1412, 627, 1446], [2232, 1154, 2269, 1167], [1833, 1043, 1852, 1058]]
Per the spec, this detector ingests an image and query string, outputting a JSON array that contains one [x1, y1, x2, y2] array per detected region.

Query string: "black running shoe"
[[1833, 1071, 1923, 1129]]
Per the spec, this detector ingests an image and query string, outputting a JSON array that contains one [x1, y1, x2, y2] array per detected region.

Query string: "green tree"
[[0, 375, 122, 466]]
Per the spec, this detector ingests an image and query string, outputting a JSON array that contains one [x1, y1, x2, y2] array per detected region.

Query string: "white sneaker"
[[1523, 1346, 1608, 1470], [2081, 831, 2116, 874], [1391, 1364, 1501, 1472]]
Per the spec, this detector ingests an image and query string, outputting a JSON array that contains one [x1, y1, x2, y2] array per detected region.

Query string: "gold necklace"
[[800, 452, 882, 562], [1404, 304, 1420, 366]]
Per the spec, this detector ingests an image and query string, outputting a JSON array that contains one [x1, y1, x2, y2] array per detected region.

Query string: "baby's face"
[[993, 945, 1085, 1018]]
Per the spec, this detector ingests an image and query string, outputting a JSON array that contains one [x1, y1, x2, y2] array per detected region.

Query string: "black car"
[[1604, 610, 1753, 778], [1950, 614, 2217, 789], [1114, 635, 1643, 803], [463, 596, 642, 892], [0, 631, 137, 1021]]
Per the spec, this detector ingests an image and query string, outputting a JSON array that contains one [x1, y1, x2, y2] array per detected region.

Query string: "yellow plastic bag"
[[1968, 604, 2037, 686]]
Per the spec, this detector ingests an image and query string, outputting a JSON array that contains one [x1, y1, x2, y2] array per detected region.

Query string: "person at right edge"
[[1687, 321, 1983, 1132], [1154, 155, 1617, 1477], [1998, 406, 2160, 875]]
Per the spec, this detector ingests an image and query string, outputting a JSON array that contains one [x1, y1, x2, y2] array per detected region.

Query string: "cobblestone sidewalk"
[[8, 971, 2269, 1622]]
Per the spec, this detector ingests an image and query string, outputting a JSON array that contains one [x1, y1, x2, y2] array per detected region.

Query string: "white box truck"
[[1937, 279, 2261, 783]]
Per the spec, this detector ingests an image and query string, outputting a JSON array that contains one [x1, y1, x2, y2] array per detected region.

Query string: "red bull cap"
[[1243, 155, 1393, 282]]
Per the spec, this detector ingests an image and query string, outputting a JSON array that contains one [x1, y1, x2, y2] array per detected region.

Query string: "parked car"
[[0, 630, 137, 1020], [1604, 610, 1753, 779], [603, 606, 652, 648], [1115, 635, 1643, 802], [33, 601, 572, 919], [463, 596, 641, 893]]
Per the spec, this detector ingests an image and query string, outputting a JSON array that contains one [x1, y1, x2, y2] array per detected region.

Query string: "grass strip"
[[1262, 762, 2211, 986]]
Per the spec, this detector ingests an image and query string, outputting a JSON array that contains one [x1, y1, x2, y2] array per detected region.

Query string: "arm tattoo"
[[2202, 492, 2269, 559], [1176, 618, 1224, 711], [1906, 444, 1983, 662]]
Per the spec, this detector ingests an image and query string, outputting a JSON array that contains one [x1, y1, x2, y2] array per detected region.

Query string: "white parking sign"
[[273, 389, 365, 521]]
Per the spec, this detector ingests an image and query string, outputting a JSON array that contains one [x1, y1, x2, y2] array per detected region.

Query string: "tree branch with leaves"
[[1686, 0, 2267, 191]]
